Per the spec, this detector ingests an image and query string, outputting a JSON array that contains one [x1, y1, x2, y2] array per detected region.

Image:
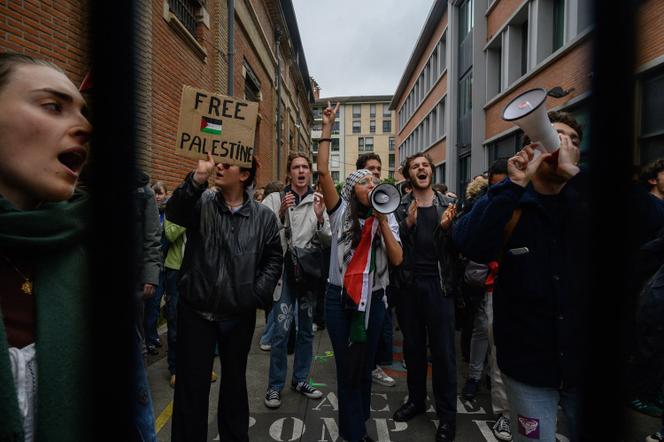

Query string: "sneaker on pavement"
[[646, 431, 664, 442], [462, 377, 481, 401], [291, 381, 323, 399], [372, 366, 396, 387], [264, 389, 281, 409], [630, 398, 663, 417], [492, 415, 513, 441], [260, 343, 271, 351], [312, 323, 318, 332]]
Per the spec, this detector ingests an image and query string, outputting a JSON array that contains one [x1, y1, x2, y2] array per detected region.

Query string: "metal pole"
[[275, 28, 282, 179]]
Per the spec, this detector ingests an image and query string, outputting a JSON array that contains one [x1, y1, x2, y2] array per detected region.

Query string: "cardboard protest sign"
[[174, 86, 258, 167]]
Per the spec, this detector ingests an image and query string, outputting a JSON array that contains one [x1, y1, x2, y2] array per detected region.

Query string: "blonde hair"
[[465, 175, 488, 200]]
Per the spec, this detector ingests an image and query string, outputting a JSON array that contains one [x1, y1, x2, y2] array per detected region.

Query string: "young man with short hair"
[[356, 153, 382, 180], [643, 159, 664, 200], [392, 152, 458, 442], [453, 112, 589, 441], [167, 154, 283, 442], [262, 153, 330, 409]]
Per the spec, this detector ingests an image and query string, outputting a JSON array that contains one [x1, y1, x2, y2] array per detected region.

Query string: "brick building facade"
[[1, 0, 314, 190], [0, 1, 90, 85], [391, 0, 595, 193], [635, 0, 664, 164], [391, 1, 450, 185]]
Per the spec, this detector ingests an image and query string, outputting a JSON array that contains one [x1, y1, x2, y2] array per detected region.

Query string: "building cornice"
[[315, 95, 394, 105]]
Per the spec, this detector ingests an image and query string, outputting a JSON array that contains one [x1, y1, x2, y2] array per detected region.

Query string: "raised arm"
[[316, 102, 341, 210], [166, 153, 215, 229]]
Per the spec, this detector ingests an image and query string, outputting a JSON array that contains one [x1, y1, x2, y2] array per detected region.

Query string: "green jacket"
[[0, 191, 91, 442], [164, 219, 186, 270]]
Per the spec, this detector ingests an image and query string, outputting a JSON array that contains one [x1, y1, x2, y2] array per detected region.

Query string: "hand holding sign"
[[193, 153, 216, 186]]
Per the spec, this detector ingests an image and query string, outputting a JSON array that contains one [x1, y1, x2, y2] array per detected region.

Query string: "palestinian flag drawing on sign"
[[200, 116, 222, 135]]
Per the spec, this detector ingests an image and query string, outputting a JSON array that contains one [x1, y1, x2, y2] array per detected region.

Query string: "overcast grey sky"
[[292, 0, 434, 99]]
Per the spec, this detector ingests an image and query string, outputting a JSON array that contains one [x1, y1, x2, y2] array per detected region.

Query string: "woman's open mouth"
[[58, 147, 87, 176]]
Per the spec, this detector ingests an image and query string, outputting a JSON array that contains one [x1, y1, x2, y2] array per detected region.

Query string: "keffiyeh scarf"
[[337, 170, 388, 313]]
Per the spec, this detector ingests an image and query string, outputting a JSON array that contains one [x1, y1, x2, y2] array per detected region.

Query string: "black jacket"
[[166, 173, 283, 319], [452, 176, 590, 389], [393, 191, 461, 296], [133, 170, 162, 287]]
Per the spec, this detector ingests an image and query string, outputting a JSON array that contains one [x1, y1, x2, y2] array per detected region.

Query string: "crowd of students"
[[147, 102, 664, 442], [1, 53, 663, 442]]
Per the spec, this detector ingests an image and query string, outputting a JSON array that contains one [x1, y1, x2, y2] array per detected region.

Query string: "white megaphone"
[[502, 88, 560, 153], [369, 183, 401, 215]]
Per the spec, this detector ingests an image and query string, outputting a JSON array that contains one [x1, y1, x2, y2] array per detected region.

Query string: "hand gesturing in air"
[[322, 101, 340, 127]]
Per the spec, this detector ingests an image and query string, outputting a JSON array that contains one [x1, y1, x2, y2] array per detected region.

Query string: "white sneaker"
[[260, 343, 271, 351], [372, 366, 396, 387], [312, 323, 318, 332], [492, 414, 513, 441]]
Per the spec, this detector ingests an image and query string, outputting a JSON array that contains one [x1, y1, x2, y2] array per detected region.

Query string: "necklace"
[[1, 255, 33, 295]]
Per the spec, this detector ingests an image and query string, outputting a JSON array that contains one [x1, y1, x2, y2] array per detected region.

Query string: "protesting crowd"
[[1, 53, 663, 442]]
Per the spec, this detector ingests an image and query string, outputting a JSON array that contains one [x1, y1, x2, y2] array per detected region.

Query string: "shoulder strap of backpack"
[[498, 208, 522, 264]]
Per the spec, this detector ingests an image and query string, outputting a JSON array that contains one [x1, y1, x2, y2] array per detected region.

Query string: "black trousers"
[[171, 301, 256, 442], [396, 275, 457, 422]]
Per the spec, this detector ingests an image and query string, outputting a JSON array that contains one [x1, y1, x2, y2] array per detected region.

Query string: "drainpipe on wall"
[[275, 28, 282, 179], [227, 0, 235, 96]]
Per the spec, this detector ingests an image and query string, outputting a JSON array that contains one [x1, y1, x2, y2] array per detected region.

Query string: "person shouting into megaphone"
[[316, 101, 402, 442], [452, 111, 588, 442]]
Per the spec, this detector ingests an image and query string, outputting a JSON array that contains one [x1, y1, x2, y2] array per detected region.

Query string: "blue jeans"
[[165, 268, 180, 375], [325, 283, 386, 442], [144, 270, 166, 347], [133, 313, 157, 442], [268, 271, 314, 391], [503, 374, 579, 441], [260, 306, 276, 346]]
